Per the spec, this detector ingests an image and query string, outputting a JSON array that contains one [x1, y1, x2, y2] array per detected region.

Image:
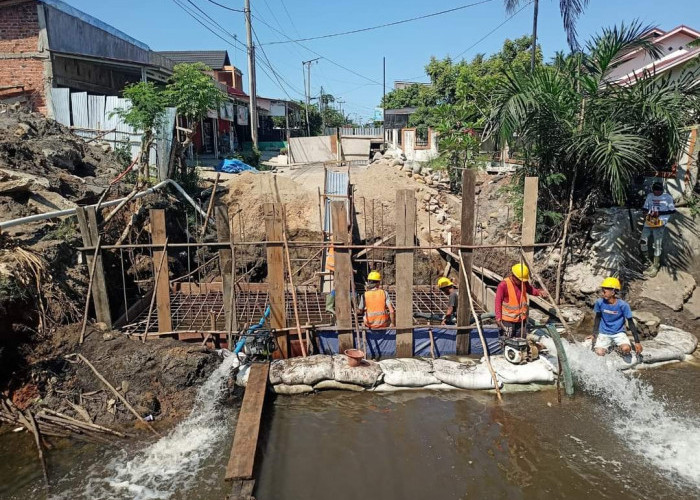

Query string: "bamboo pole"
[[459, 250, 502, 401], [200, 173, 221, 237], [26, 409, 49, 493], [142, 238, 169, 343], [80, 235, 103, 344], [74, 354, 161, 437]]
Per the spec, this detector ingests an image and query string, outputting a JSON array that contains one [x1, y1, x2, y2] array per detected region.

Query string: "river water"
[[1, 346, 699, 500]]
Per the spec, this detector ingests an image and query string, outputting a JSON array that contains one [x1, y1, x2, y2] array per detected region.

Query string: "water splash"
[[565, 343, 700, 489], [65, 353, 239, 500]]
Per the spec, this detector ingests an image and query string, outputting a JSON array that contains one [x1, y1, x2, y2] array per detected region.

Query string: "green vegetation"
[[42, 218, 77, 242]]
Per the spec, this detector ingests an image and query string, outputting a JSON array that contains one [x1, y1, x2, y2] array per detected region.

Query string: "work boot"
[[645, 256, 661, 278]]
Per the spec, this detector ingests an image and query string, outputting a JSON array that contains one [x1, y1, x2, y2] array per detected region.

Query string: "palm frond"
[[560, 0, 590, 51], [585, 21, 662, 79]]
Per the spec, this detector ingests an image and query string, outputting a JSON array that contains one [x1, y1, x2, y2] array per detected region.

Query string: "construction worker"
[[495, 263, 548, 338], [357, 271, 395, 329], [640, 181, 676, 277], [437, 277, 459, 325], [591, 277, 642, 356]]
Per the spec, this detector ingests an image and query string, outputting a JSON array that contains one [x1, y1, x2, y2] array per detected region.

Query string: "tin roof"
[[158, 51, 231, 70]]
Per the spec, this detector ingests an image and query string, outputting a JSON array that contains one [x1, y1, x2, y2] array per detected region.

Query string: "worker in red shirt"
[[495, 263, 548, 338]]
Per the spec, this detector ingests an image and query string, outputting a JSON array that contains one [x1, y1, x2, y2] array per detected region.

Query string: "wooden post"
[[264, 203, 287, 358], [395, 189, 415, 357], [216, 205, 235, 333], [522, 176, 539, 265], [150, 209, 171, 332], [75, 206, 112, 328], [457, 169, 475, 355], [331, 201, 353, 352]]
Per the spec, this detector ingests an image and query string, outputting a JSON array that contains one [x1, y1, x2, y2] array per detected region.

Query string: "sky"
[[64, 0, 700, 123]]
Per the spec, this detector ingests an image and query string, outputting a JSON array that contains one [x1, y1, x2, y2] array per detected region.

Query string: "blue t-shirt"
[[594, 298, 633, 335]]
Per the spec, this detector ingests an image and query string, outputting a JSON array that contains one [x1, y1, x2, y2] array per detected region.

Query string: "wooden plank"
[[75, 207, 112, 328], [264, 203, 287, 358], [457, 169, 475, 354], [229, 479, 255, 500], [522, 176, 539, 264], [330, 201, 353, 352], [216, 205, 235, 332], [395, 190, 415, 358], [354, 232, 396, 259], [225, 362, 269, 481], [150, 209, 172, 332]]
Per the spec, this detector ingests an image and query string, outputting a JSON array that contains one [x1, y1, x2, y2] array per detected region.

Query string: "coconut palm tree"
[[505, 0, 590, 70]]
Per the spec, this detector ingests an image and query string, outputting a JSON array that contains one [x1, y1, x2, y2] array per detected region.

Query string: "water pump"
[[503, 336, 540, 364]]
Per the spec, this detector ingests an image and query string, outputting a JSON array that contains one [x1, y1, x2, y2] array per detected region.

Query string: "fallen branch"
[[73, 354, 161, 437], [26, 409, 50, 493]]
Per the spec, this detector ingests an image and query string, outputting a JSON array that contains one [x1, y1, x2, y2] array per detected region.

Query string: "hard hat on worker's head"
[[367, 270, 382, 282], [511, 263, 530, 281], [437, 277, 454, 289], [601, 277, 621, 290]]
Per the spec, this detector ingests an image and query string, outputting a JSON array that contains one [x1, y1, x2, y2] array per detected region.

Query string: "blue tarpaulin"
[[216, 158, 257, 174], [316, 328, 502, 358]]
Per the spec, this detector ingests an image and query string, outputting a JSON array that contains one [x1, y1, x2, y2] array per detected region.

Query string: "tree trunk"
[[530, 0, 539, 71]]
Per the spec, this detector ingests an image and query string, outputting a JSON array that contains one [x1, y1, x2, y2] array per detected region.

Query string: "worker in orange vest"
[[495, 263, 548, 338], [357, 271, 395, 329], [325, 245, 335, 273]]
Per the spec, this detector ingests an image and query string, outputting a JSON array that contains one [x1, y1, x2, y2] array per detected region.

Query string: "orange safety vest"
[[502, 277, 528, 323], [325, 245, 335, 272], [363, 289, 391, 329]]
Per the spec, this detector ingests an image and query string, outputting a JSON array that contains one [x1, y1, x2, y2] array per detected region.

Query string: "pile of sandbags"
[[236, 353, 563, 394]]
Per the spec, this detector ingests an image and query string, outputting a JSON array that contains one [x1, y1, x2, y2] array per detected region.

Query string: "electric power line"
[[251, 13, 382, 86], [278, 0, 301, 38], [261, 0, 495, 45], [252, 25, 304, 100], [202, 0, 244, 13], [172, 0, 303, 99]]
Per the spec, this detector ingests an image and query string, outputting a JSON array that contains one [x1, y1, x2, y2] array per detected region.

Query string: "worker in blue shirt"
[[640, 181, 676, 277], [591, 277, 642, 356]]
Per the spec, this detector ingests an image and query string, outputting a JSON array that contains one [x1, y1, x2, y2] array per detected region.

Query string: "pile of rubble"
[[369, 148, 451, 188], [0, 105, 124, 225]]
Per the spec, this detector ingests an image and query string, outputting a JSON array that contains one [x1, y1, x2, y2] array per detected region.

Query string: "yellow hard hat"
[[437, 277, 454, 288], [511, 263, 530, 281], [367, 270, 382, 282], [601, 277, 621, 290]]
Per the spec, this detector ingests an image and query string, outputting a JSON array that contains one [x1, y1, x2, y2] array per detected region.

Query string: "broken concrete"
[[640, 268, 696, 312]]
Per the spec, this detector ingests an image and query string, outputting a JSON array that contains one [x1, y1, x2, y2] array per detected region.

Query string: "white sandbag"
[[235, 363, 250, 387], [490, 356, 557, 384], [272, 384, 314, 395], [372, 383, 457, 392], [639, 324, 698, 364], [313, 380, 365, 392], [332, 355, 384, 387], [269, 355, 333, 386], [378, 358, 440, 387], [432, 358, 500, 390]]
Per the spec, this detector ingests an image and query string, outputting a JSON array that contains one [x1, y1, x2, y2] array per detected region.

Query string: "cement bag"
[[269, 355, 333, 386], [432, 358, 499, 390], [272, 384, 314, 395], [332, 355, 384, 387], [235, 364, 250, 387], [490, 357, 557, 384], [313, 380, 365, 392], [378, 358, 440, 387], [372, 383, 457, 392]]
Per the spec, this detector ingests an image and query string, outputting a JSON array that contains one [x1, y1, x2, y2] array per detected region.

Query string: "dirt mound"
[[224, 171, 316, 240], [14, 324, 226, 427], [0, 105, 124, 224]]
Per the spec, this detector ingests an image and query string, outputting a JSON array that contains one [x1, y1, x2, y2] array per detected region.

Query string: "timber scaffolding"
[[75, 170, 557, 358]]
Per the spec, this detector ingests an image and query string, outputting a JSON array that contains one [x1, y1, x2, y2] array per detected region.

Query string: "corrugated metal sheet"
[[50, 88, 70, 126], [103, 96, 120, 145], [70, 92, 88, 139], [323, 169, 349, 233], [88, 94, 105, 131]]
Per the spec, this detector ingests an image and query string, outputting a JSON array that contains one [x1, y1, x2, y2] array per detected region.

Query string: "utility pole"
[[382, 56, 386, 128], [302, 58, 319, 136], [320, 85, 324, 132], [244, 0, 258, 148], [337, 100, 345, 124], [530, 0, 539, 71]]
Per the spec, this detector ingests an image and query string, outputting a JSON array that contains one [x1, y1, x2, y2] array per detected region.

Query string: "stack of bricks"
[[0, 0, 46, 113]]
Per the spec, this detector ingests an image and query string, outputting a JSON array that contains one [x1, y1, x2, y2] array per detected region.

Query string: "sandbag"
[[269, 355, 333, 386], [332, 355, 384, 387], [272, 384, 314, 395], [432, 358, 500, 390], [313, 380, 365, 392], [378, 358, 440, 387], [490, 357, 557, 384], [641, 324, 698, 363], [372, 383, 457, 392], [235, 364, 250, 387]]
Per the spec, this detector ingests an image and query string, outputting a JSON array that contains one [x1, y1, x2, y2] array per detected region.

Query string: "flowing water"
[[1, 349, 699, 500]]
